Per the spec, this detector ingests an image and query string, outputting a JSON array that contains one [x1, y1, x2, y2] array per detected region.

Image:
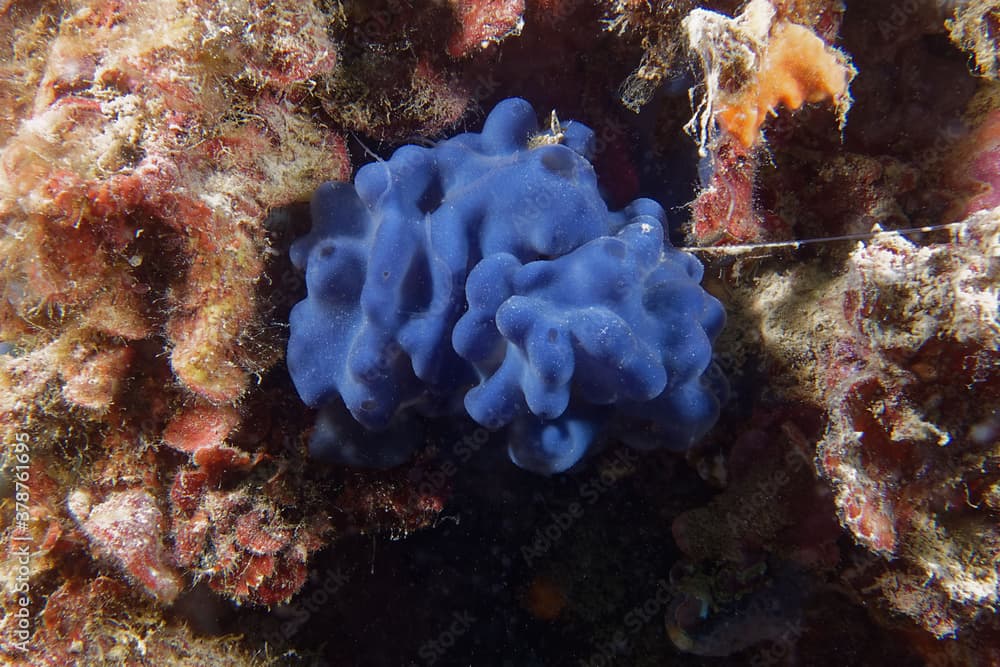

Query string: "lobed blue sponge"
[[287, 98, 726, 474]]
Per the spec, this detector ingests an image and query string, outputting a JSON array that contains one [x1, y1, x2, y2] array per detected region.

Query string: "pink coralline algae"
[[168, 458, 332, 607], [160, 388, 442, 606], [68, 488, 181, 604], [690, 136, 783, 245], [0, 0, 407, 660], [447, 0, 526, 57], [0, 0, 348, 408], [2, 577, 259, 667], [949, 94, 1000, 220], [162, 403, 258, 473]]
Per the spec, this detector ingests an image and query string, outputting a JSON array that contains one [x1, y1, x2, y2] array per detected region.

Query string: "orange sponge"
[[717, 21, 854, 147]]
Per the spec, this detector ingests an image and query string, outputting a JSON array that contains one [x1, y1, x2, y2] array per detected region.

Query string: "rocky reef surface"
[[0, 0, 997, 665]]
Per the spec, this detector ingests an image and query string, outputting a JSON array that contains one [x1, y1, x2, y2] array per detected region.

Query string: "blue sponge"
[[287, 98, 725, 474]]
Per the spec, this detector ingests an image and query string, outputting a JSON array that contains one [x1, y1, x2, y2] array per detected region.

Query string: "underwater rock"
[[736, 207, 1000, 638]]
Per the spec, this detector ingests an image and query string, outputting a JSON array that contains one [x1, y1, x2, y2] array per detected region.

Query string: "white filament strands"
[[679, 220, 977, 256]]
